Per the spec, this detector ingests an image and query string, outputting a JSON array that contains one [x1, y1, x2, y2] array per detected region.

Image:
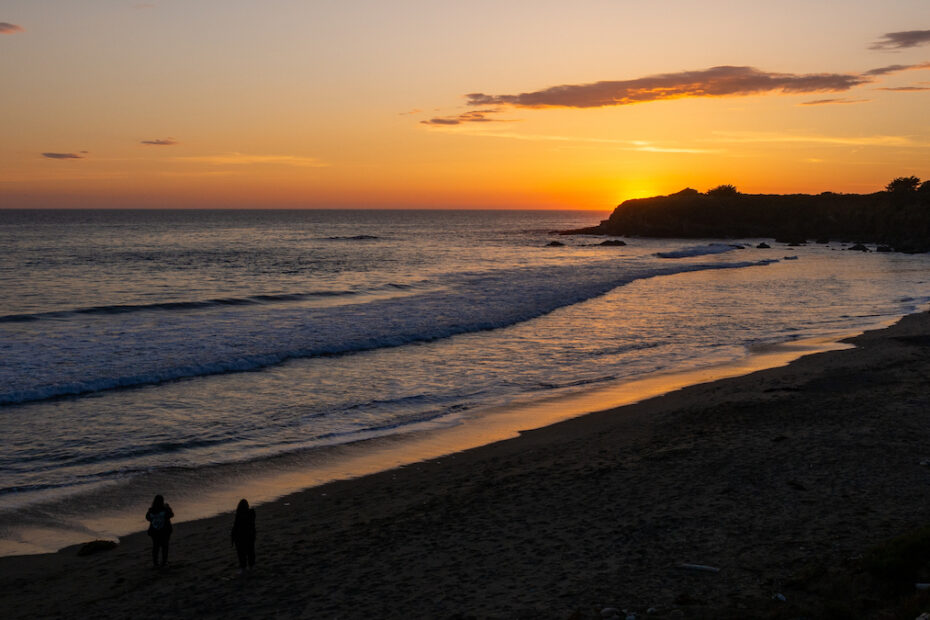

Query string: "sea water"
[[1, 208, 929, 555]]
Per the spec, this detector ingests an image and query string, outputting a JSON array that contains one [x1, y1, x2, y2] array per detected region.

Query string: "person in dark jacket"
[[145, 494, 174, 568], [231, 498, 256, 572]]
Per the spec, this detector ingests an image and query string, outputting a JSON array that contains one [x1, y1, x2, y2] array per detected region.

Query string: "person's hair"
[[236, 498, 249, 516], [151, 494, 165, 511]]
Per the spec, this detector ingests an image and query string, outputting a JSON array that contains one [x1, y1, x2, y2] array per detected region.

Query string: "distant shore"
[[4, 311, 930, 618], [563, 187, 930, 253]]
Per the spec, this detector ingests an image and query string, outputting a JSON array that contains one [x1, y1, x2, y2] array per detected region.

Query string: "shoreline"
[[3, 311, 930, 617], [0, 324, 863, 559]]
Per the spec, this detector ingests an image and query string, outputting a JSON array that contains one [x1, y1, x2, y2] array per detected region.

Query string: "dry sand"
[[4, 312, 930, 619]]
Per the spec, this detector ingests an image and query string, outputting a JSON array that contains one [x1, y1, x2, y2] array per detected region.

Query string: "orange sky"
[[1, 1, 929, 209]]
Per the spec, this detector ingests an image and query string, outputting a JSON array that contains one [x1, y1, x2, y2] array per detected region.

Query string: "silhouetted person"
[[231, 498, 256, 572], [145, 494, 174, 568]]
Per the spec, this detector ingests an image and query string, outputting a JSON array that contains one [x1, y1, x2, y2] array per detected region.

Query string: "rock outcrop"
[[563, 188, 930, 252]]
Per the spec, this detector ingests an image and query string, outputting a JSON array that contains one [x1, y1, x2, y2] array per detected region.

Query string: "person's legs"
[[236, 542, 247, 569], [151, 538, 159, 567], [246, 540, 255, 568], [160, 535, 169, 566]]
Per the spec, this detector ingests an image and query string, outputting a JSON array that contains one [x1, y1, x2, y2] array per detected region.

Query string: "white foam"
[[655, 243, 741, 259], [0, 258, 773, 405]]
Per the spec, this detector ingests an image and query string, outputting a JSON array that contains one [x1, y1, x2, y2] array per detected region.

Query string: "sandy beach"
[[4, 311, 930, 619]]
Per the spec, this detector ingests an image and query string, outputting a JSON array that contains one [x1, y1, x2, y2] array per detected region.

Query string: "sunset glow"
[[2, 1, 929, 209]]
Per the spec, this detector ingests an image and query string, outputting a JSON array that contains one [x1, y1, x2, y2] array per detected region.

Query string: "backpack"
[[150, 510, 166, 531]]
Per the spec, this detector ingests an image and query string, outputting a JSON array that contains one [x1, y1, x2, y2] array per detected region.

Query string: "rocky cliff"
[[564, 187, 930, 252]]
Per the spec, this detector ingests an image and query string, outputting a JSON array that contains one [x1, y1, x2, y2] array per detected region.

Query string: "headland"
[[563, 183, 930, 252]]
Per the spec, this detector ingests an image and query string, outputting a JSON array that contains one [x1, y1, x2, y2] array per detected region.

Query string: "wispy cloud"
[[630, 143, 717, 154], [870, 30, 930, 50], [711, 131, 919, 147], [421, 32, 930, 126], [420, 109, 510, 126], [0, 22, 24, 34], [864, 62, 930, 76], [157, 170, 236, 178], [799, 98, 870, 106], [877, 85, 930, 92], [443, 129, 718, 153], [141, 138, 178, 146], [465, 66, 868, 109], [41, 152, 84, 159], [178, 153, 328, 167]]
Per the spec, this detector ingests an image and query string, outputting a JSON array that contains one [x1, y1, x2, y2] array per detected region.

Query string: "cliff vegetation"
[[565, 177, 930, 252]]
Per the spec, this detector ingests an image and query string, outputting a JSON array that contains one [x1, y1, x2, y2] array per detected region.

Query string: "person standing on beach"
[[231, 498, 256, 573], [145, 494, 174, 568]]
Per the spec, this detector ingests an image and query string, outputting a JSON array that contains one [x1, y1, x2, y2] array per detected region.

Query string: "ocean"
[[1, 208, 929, 556]]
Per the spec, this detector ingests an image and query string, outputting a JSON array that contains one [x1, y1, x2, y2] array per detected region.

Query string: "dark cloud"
[[421, 109, 508, 126], [141, 138, 178, 146], [42, 152, 84, 159], [0, 22, 24, 34], [870, 30, 930, 50], [865, 62, 930, 76], [420, 62, 926, 126], [800, 98, 870, 105], [865, 64, 913, 76], [421, 117, 461, 126], [466, 66, 869, 109], [877, 85, 930, 92]]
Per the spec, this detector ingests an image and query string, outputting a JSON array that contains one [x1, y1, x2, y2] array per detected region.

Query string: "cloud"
[[41, 152, 84, 159], [0, 22, 24, 34], [141, 138, 178, 146], [157, 170, 236, 178], [799, 98, 870, 105], [441, 128, 718, 153], [420, 109, 510, 126], [178, 153, 328, 167], [870, 30, 930, 50], [629, 143, 717, 154], [421, 60, 927, 127], [710, 131, 919, 147], [421, 117, 460, 126], [865, 62, 930, 76], [465, 66, 869, 109], [877, 85, 930, 92]]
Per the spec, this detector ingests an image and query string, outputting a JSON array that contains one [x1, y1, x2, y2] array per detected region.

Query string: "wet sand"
[[3, 311, 930, 619]]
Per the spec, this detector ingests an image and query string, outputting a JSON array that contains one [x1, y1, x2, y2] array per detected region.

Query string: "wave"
[[0, 284, 422, 323], [534, 374, 618, 390], [655, 243, 744, 259], [0, 258, 778, 406]]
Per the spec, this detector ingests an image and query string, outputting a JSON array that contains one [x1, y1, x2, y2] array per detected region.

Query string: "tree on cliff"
[[886, 176, 921, 193], [706, 184, 739, 197]]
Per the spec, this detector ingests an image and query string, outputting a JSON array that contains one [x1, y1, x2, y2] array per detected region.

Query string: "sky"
[[1, 1, 929, 210]]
